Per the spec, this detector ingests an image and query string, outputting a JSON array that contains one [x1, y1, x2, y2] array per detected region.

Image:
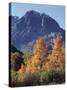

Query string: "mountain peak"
[[25, 10, 40, 15], [10, 10, 65, 52]]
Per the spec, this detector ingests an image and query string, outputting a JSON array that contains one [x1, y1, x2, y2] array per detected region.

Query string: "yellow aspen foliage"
[[33, 37, 48, 57], [18, 64, 26, 74], [53, 37, 62, 50], [42, 36, 65, 72], [48, 37, 65, 71], [26, 37, 48, 73], [19, 36, 65, 74], [42, 60, 50, 72]]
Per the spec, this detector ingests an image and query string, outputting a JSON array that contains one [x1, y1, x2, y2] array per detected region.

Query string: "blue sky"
[[10, 3, 65, 29]]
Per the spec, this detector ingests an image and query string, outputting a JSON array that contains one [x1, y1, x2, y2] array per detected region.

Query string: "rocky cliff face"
[[9, 10, 65, 52]]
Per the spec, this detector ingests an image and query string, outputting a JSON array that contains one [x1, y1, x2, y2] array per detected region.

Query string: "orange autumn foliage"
[[43, 36, 65, 72], [18, 36, 65, 74], [26, 37, 48, 73], [18, 64, 26, 74], [33, 37, 48, 57]]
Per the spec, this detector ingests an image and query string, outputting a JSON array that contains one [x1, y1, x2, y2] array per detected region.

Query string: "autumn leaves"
[[11, 36, 65, 86], [19, 36, 65, 75]]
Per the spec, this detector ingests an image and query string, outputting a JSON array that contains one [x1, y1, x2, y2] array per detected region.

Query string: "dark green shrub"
[[21, 72, 40, 86]]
